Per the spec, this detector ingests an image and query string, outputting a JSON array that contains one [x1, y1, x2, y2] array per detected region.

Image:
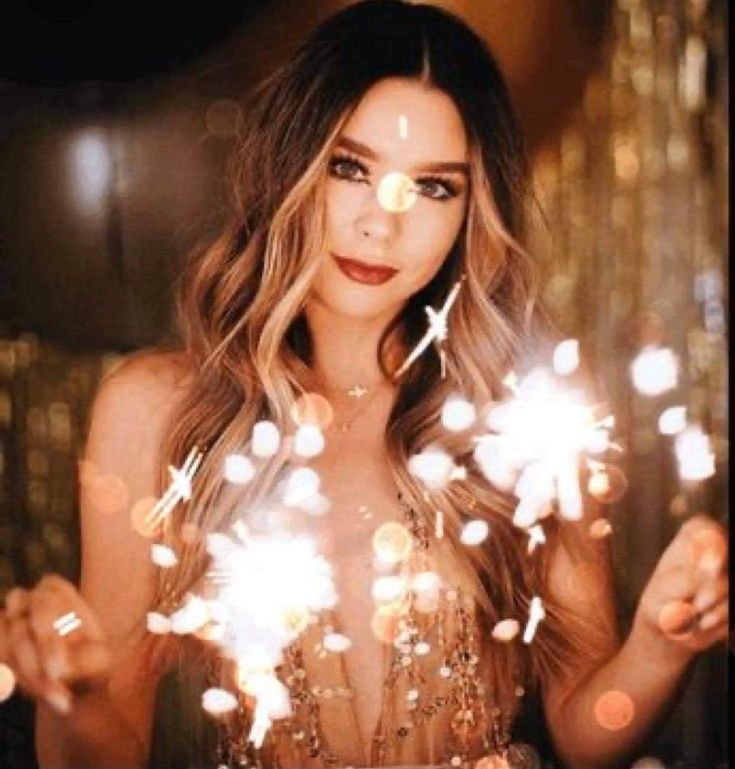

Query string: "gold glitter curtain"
[[529, 0, 728, 597]]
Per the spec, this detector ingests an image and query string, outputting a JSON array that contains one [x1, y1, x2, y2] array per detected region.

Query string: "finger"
[[5, 588, 30, 619], [7, 615, 44, 696], [693, 577, 728, 614], [35, 576, 105, 643], [28, 591, 75, 682], [7, 614, 71, 714], [683, 518, 728, 576], [699, 600, 728, 632]]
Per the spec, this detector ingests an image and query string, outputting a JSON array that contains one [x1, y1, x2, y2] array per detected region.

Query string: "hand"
[[634, 514, 728, 659], [0, 575, 111, 715]]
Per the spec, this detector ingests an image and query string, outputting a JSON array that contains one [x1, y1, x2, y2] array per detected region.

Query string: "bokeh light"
[[630, 346, 679, 396], [87, 473, 129, 515], [0, 664, 16, 703], [291, 393, 334, 430], [377, 171, 417, 212], [588, 466, 628, 503], [130, 496, 161, 538], [372, 522, 412, 564], [491, 618, 520, 642], [594, 689, 635, 731], [370, 607, 401, 643]]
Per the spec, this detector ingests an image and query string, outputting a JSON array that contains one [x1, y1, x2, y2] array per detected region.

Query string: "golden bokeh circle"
[[588, 466, 628, 504], [291, 392, 334, 430], [130, 496, 161, 538], [87, 473, 130, 515], [594, 689, 635, 731], [372, 522, 413, 564], [370, 607, 401, 644], [377, 171, 417, 213]]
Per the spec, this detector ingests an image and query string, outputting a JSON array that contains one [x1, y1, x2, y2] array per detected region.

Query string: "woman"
[[0, 2, 728, 768]]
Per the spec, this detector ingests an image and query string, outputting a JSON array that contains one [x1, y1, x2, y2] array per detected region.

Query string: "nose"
[[355, 184, 401, 244]]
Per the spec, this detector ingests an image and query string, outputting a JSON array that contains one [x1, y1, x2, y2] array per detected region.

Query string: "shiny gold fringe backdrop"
[[529, 0, 728, 595]]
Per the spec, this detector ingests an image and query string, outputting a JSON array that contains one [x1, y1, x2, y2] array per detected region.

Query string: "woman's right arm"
[[18, 351, 192, 769]]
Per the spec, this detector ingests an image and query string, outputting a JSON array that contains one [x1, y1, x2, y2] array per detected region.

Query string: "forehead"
[[342, 78, 468, 162]]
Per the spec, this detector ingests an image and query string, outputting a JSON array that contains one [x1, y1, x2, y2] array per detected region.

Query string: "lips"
[[332, 254, 398, 286]]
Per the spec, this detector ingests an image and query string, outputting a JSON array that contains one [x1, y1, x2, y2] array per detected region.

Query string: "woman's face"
[[309, 77, 470, 322]]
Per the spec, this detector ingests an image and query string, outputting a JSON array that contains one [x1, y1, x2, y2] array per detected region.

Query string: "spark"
[[527, 524, 546, 554], [144, 447, 204, 530], [394, 278, 464, 378], [522, 596, 545, 644], [474, 367, 619, 525]]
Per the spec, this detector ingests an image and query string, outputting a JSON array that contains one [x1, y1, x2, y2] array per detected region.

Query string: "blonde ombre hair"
[[153, 0, 612, 726]]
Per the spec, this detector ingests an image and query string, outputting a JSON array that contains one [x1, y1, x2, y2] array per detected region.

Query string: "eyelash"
[[328, 152, 461, 202]]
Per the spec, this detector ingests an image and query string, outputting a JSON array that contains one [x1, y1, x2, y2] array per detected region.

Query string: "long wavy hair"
[[153, 0, 611, 727]]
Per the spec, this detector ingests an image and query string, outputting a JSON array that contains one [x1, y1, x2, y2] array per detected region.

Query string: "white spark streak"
[[395, 278, 464, 377]]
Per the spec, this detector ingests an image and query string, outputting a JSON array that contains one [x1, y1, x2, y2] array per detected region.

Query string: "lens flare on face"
[[398, 114, 409, 139], [594, 690, 635, 731], [377, 171, 417, 212]]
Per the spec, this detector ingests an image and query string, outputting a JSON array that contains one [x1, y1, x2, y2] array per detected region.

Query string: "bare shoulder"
[[95, 348, 195, 413], [80, 348, 197, 643]]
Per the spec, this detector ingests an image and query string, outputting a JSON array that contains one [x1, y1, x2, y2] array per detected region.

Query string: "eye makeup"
[[327, 152, 463, 202]]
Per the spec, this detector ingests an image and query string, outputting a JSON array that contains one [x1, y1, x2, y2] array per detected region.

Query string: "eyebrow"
[[335, 136, 469, 176]]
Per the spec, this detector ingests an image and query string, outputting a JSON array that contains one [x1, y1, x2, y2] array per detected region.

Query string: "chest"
[[307, 442, 407, 760]]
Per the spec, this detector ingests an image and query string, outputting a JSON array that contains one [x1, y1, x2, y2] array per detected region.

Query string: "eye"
[[328, 154, 368, 183], [416, 177, 459, 201]]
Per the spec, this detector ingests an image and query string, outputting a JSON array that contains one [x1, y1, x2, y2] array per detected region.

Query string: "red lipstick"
[[332, 254, 398, 286]]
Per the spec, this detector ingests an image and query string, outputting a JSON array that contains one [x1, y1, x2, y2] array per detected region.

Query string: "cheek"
[[405, 204, 465, 282], [325, 181, 364, 237]]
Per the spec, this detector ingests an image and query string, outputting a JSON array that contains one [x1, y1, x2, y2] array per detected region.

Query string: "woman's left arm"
[[543, 514, 728, 769]]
